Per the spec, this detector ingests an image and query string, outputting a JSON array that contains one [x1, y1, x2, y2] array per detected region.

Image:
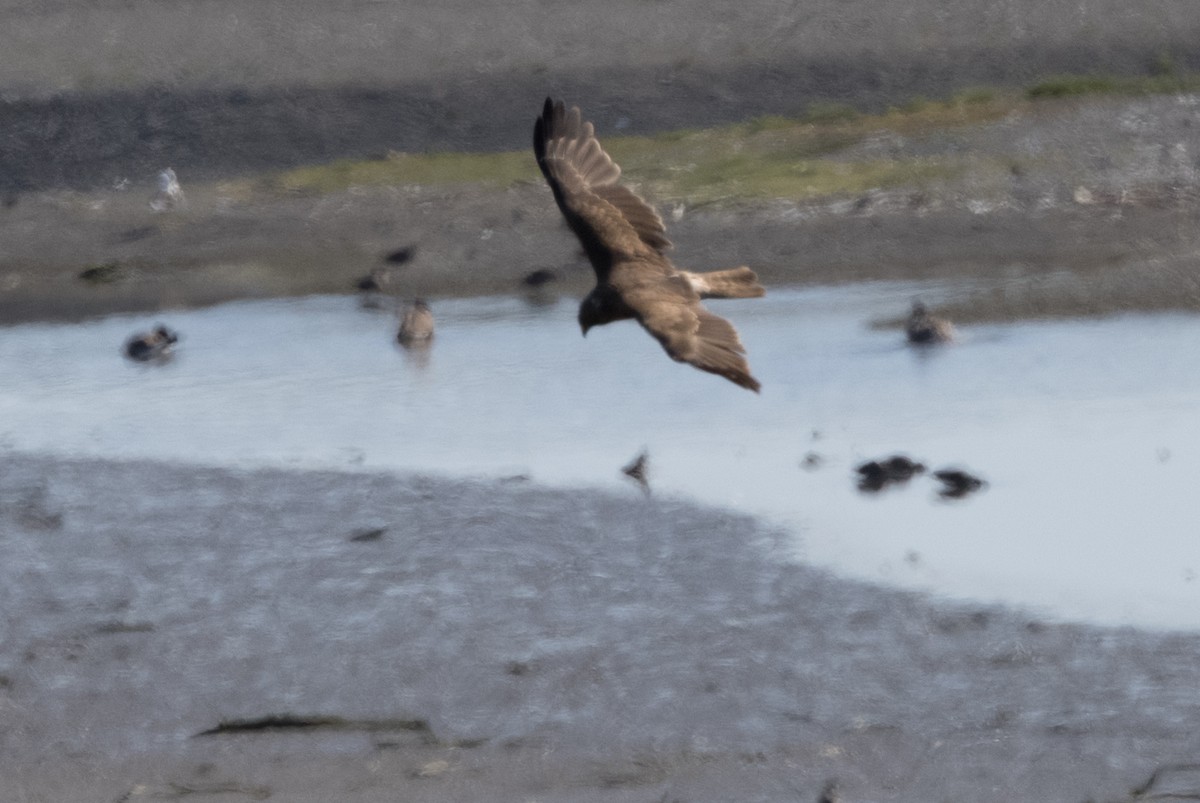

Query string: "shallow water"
[[3, 283, 1199, 629]]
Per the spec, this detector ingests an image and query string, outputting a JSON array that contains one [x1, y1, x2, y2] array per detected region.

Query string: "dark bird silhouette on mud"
[[355, 267, 392, 294], [522, 267, 560, 288], [355, 267, 396, 309], [383, 245, 417, 265], [534, 98, 765, 391]]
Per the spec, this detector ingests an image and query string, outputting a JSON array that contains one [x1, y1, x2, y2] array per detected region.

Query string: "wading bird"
[[397, 299, 434, 345], [906, 301, 956, 345]]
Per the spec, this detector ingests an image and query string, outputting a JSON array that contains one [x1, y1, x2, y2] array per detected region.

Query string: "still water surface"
[[2, 283, 1198, 629]]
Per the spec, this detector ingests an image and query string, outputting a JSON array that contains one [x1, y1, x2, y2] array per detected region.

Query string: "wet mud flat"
[[3, 454, 1200, 801], [3, 174, 1200, 326]]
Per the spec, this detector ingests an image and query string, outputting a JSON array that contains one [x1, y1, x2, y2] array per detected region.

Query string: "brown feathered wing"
[[620, 272, 760, 391], [534, 98, 670, 277], [534, 98, 760, 392]]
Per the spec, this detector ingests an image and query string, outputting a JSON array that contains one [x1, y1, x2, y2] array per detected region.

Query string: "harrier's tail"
[[684, 266, 766, 300]]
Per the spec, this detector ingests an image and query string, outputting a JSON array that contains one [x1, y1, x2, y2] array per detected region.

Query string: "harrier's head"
[[577, 289, 629, 337], [578, 296, 601, 336]]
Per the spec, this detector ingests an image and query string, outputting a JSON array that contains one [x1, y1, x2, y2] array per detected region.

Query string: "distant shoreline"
[[3, 41, 1200, 193]]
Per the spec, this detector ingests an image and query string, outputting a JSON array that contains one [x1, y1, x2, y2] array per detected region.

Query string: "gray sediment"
[[1, 453, 1198, 801]]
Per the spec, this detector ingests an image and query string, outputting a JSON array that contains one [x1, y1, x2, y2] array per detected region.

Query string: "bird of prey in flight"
[[533, 98, 765, 391]]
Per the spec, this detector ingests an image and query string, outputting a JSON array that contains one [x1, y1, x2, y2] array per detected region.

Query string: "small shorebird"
[[355, 267, 395, 309], [906, 301, 955, 345], [356, 267, 393, 294], [397, 299, 434, 345], [149, 168, 185, 212], [621, 450, 650, 494], [124, 325, 178, 362], [522, 268, 559, 288], [382, 245, 417, 265], [534, 98, 765, 391]]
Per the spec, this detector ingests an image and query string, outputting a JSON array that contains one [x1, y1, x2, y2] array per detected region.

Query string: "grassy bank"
[[1026, 64, 1200, 99], [241, 71, 1200, 205], [247, 89, 1014, 203]]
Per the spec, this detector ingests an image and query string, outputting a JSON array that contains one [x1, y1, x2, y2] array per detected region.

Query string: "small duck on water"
[[906, 301, 956, 345], [933, 468, 986, 499], [124, 325, 178, 362], [397, 299, 434, 346], [855, 454, 926, 492]]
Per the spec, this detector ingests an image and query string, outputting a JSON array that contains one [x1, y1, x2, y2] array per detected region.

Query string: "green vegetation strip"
[[250, 72, 1200, 202], [1027, 70, 1200, 99], [252, 90, 1011, 202]]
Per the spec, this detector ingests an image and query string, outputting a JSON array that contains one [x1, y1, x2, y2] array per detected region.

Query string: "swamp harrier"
[[534, 98, 765, 391]]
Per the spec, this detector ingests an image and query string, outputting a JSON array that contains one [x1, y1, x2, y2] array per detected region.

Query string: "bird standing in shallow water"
[[356, 267, 393, 294], [906, 301, 956, 345], [933, 468, 986, 499], [397, 299, 434, 345], [355, 267, 396, 309], [855, 454, 926, 492], [534, 98, 765, 391]]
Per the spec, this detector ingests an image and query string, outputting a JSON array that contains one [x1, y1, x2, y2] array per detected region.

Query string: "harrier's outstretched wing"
[[533, 98, 670, 280], [621, 272, 761, 392]]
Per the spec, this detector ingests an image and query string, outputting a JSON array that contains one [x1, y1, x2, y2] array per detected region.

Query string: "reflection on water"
[[2, 284, 1199, 629]]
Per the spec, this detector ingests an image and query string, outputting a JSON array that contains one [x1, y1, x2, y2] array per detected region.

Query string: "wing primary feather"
[[534, 98, 671, 259]]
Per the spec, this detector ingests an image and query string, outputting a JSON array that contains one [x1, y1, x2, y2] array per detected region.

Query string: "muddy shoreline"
[[3, 181, 1199, 326], [3, 454, 1200, 802], [4, 86, 1200, 326]]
